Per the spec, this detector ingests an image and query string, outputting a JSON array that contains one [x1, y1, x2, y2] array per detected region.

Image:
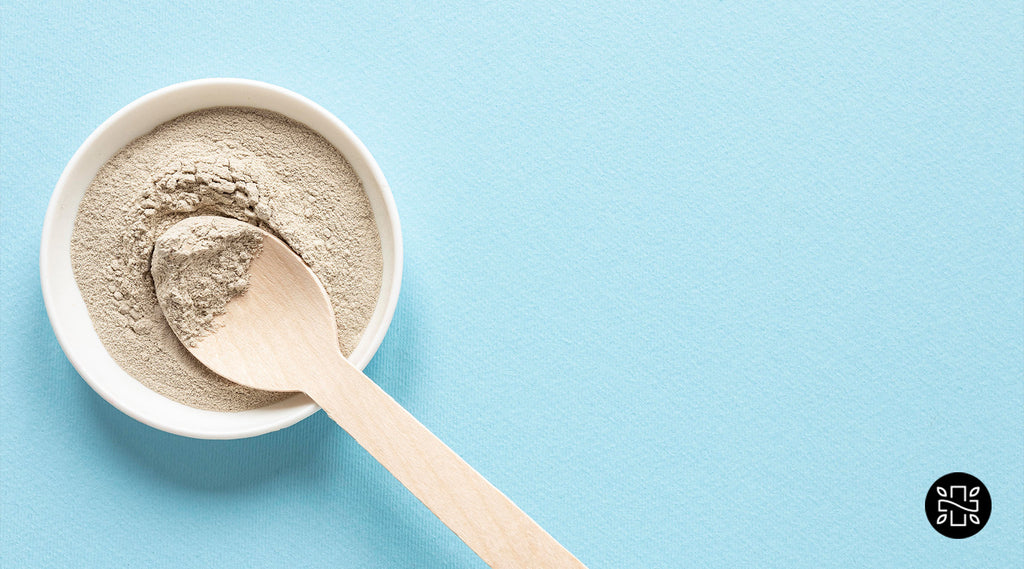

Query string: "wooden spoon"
[[153, 217, 587, 569]]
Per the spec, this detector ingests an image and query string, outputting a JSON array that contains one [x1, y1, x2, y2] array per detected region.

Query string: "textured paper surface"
[[2, 2, 1022, 568]]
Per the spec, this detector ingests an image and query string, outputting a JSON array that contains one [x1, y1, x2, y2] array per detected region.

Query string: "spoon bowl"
[[164, 222, 341, 392]]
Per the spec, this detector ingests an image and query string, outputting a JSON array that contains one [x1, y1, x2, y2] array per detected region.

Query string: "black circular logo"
[[925, 472, 991, 539]]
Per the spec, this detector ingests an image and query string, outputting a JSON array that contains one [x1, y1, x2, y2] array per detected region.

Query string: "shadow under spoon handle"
[[303, 350, 588, 569]]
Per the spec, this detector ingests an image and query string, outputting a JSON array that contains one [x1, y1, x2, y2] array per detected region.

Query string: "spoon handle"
[[304, 351, 587, 569]]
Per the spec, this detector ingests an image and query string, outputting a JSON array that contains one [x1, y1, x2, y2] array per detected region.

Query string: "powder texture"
[[71, 107, 383, 411], [151, 216, 264, 347]]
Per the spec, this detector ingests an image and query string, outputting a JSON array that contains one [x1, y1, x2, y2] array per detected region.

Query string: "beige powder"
[[71, 107, 383, 411], [151, 216, 264, 347]]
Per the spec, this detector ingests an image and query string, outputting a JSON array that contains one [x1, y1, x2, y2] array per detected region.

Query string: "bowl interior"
[[41, 79, 402, 439]]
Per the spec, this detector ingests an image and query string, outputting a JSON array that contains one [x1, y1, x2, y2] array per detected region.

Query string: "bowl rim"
[[40, 78, 403, 439]]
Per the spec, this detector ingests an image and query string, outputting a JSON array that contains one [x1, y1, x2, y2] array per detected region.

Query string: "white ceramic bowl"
[[40, 79, 402, 439]]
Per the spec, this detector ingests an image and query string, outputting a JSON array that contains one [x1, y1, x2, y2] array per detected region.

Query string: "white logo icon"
[[935, 485, 981, 526]]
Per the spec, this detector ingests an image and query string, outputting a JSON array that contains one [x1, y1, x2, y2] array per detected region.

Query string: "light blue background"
[[2, 2, 1022, 567]]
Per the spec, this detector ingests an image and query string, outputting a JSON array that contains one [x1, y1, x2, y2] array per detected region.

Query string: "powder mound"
[[151, 216, 264, 347], [70, 107, 383, 412], [108, 157, 274, 337]]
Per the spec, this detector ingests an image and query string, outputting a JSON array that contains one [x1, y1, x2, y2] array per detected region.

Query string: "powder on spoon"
[[71, 107, 383, 411], [151, 216, 264, 347]]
